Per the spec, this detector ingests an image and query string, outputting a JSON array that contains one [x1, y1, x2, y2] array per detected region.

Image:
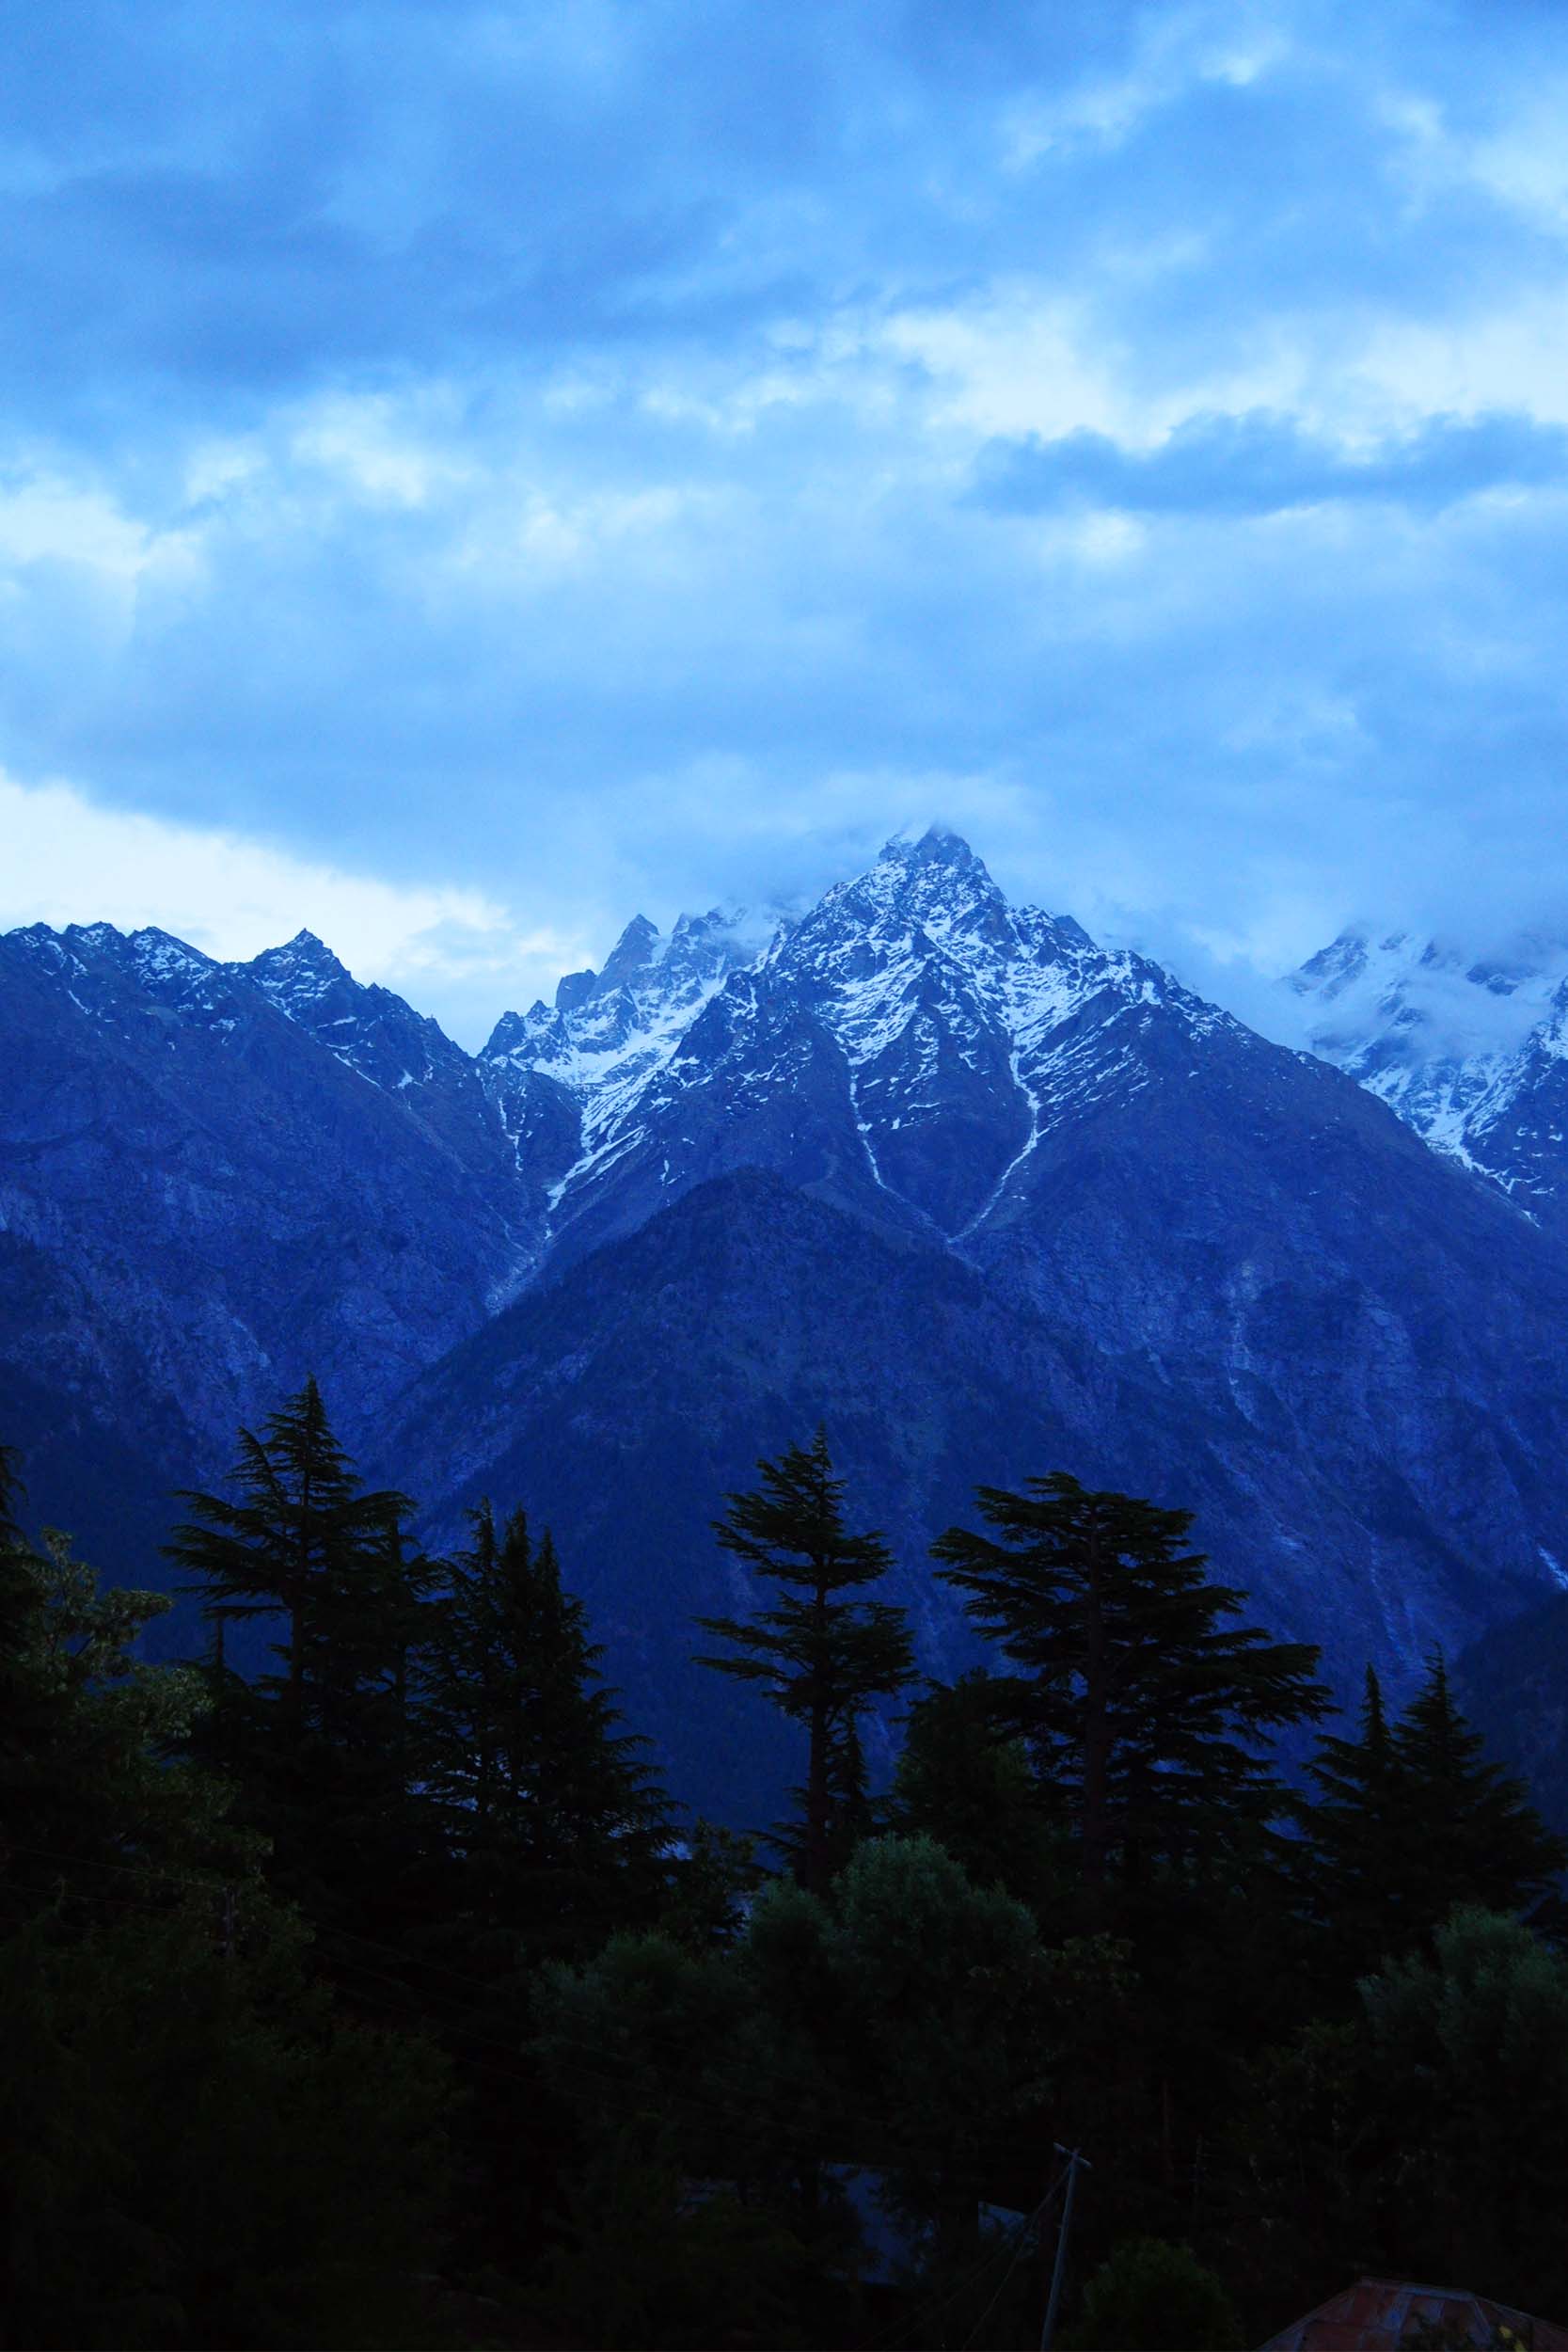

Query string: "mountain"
[[477, 900, 780, 1204], [8, 835, 1568, 1814], [1456, 1583, 1568, 1836], [0, 919, 535, 1601], [494, 829, 1243, 1268], [1289, 925, 1568, 1238], [376, 835, 1568, 1802]]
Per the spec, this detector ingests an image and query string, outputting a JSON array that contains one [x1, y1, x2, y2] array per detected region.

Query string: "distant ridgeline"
[[7, 827, 1568, 1820]]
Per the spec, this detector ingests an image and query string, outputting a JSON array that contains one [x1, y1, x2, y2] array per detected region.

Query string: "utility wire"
[[859, 2179, 1059, 2352], [960, 2174, 1065, 2351]]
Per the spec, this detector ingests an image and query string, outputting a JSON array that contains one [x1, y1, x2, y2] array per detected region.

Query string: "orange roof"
[[1258, 2276, 1568, 2350]]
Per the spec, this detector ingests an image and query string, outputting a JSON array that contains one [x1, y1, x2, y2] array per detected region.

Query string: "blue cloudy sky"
[[4, 0, 1568, 1042]]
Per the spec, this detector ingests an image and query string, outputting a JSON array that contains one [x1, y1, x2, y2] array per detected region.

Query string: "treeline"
[[4, 1390, 1568, 2348]]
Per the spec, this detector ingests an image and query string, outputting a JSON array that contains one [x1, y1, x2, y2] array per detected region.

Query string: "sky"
[[3, 0, 1568, 1045]]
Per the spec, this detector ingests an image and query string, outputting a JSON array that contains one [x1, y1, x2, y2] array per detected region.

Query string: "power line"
[[1040, 2143, 1092, 2351], [959, 2175, 1065, 2352], [859, 2169, 1069, 2352]]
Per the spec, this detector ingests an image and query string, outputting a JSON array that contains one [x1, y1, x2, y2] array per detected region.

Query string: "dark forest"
[[6, 1385, 1567, 2349]]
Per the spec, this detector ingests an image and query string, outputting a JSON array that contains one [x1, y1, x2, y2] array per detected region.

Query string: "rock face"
[[7, 835, 1568, 1811], [1456, 1582, 1568, 1836], [383, 838, 1568, 1791], [1289, 924, 1568, 1240], [476, 900, 780, 1208], [495, 829, 1248, 1268], [0, 921, 534, 1573]]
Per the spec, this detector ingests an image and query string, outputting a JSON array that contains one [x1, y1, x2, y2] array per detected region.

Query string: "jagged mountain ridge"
[[483, 829, 1255, 1268], [0, 918, 534, 1510], [379, 840, 1568, 1801], [1289, 924, 1568, 1235], [478, 901, 777, 1206], [8, 834, 1568, 1816]]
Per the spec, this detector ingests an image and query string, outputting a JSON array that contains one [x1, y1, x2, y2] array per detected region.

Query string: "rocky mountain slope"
[[7, 836, 1568, 1812], [486, 830, 1256, 1267], [477, 901, 774, 1209], [0, 921, 534, 1577], [380, 839, 1568, 1799], [1289, 925, 1568, 1238]]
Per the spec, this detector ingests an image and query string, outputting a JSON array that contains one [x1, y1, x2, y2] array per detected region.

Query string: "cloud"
[[0, 474, 198, 578], [1, 0, 1567, 1035], [971, 409, 1568, 518], [0, 770, 588, 1045]]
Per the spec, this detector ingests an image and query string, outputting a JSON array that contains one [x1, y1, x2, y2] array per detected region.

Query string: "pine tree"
[[889, 1670, 1068, 1909], [420, 1502, 668, 1970], [0, 1460, 456, 2347], [166, 1378, 430, 1958], [0, 1446, 50, 1867], [1395, 1649, 1563, 1912], [1296, 1665, 1409, 1977], [167, 1377, 413, 1725], [0, 1516, 242, 1933], [694, 1430, 914, 1893], [1300, 1651, 1565, 1978], [0, 1442, 44, 1753], [0, 1441, 26, 1552], [932, 1473, 1328, 1893]]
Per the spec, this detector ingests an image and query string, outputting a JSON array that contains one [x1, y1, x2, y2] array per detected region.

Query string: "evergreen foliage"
[[1062, 2235, 1243, 2350], [8, 1409, 1568, 2347], [1453, 1587, 1568, 1835], [534, 1834, 1122, 2291], [1234, 1907, 1568, 2327], [168, 1377, 412, 1717], [1291, 1661, 1411, 1996], [0, 1452, 453, 2350], [1, 1898, 453, 2350], [1356, 1906, 1568, 2314], [533, 1923, 769, 2194], [418, 1499, 669, 1971], [166, 1378, 430, 1963], [533, 2123, 816, 2351], [1393, 1651, 1565, 1921], [933, 1473, 1329, 1889], [890, 1668, 1069, 1908], [1299, 1653, 1566, 1982], [0, 1526, 241, 1935], [820, 1834, 1061, 2260], [0, 1439, 25, 1550], [657, 1817, 761, 1951], [0, 1476, 55, 1903], [695, 1429, 914, 1890]]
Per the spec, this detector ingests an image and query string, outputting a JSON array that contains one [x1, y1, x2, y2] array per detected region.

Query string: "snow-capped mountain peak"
[[791, 824, 1008, 955], [6, 918, 242, 1029], [478, 900, 778, 1164], [245, 929, 354, 1010], [239, 930, 499, 1112], [503, 827, 1250, 1251], [1290, 922, 1568, 1217], [594, 913, 661, 995], [1290, 926, 1568, 1069]]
